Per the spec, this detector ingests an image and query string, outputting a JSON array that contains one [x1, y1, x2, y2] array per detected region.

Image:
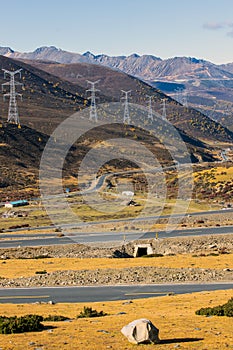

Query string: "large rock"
[[121, 318, 160, 344]]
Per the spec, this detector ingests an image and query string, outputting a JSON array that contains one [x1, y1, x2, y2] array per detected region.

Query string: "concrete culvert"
[[134, 244, 153, 257]]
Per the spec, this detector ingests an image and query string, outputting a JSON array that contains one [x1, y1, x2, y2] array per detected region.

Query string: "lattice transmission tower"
[[161, 98, 167, 119], [175, 88, 188, 107], [121, 90, 131, 124], [2, 69, 23, 125], [86, 80, 99, 122], [146, 95, 153, 121]]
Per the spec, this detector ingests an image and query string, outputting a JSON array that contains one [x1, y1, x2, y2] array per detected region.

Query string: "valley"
[[0, 25, 233, 349]]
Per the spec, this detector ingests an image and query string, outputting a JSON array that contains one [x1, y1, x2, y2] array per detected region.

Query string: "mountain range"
[[1, 46, 233, 80], [1, 45, 233, 129], [1, 53, 232, 144]]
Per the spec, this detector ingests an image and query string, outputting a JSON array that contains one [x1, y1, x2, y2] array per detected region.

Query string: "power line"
[[2, 69, 23, 125]]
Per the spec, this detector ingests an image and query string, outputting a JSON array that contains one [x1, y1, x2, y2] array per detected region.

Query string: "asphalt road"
[[0, 224, 233, 247], [0, 283, 232, 304]]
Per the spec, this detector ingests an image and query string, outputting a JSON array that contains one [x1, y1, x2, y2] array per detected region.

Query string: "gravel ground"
[[0, 234, 232, 287], [0, 266, 232, 288], [0, 234, 233, 259]]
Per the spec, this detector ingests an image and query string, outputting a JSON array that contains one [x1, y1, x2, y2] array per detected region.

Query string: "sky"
[[0, 0, 233, 64]]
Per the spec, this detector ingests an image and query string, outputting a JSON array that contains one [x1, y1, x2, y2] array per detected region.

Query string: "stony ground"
[[0, 234, 232, 287], [0, 233, 233, 259], [0, 265, 232, 288]]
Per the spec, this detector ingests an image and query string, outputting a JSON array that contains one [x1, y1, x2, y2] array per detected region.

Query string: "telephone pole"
[[2, 69, 23, 125], [86, 80, 99, 122]]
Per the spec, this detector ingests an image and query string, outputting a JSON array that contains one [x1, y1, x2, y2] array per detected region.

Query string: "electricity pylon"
[[175, 88, 188, 107], [161, 98, 167, 119], [86, 80, 99, 122], [121, 90, 131, 124], [146, 95, 153, 121], [2, 69, 23, 125]]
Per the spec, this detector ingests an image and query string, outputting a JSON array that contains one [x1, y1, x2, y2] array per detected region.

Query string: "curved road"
[[4, 208, 233, 234], [0, 283, 232, 304]]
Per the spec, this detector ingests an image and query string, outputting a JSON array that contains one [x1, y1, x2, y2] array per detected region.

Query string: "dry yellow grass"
[[194, 166, 233, 182], [0, 290, 232, 349], [0, 253, 232, 279]]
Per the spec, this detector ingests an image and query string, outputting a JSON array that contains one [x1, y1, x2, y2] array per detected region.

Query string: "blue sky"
[[0, 0, 233, 63]]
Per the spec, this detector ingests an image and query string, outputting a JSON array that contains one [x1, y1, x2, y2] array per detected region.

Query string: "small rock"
[[208, 244, 217, 249], [174, 345, 180, 348], [48, 300, 55, 305], [97, 330, 109, 334], [122, 300, 133, 305], [29, 342, 35, 346], [116, 312, 126, 315]]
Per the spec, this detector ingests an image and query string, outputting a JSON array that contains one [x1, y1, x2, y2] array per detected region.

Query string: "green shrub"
[[43, 315, 70, 322], [18, 255, 51, 260], [77, 306, 107, 318], [142, 253, 164, 258], [35, 270, 47, 274], [34, 255, 51, 259], [0, 314, 44, 334], [196, 298, 233, 317], [223, 298, 233, 317]]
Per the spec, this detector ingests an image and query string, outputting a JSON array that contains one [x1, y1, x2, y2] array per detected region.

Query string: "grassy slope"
[[0, 290, 232, 349]]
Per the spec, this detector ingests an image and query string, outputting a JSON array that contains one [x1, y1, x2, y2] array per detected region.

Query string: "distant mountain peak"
[[129, 53, 140, 58], [0, 46, 14, 55], [83, 51, 95, 58], [33, 46, 59, 54]]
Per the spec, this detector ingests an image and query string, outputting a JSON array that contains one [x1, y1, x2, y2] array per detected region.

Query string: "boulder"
[[121, 318, 160, 344]]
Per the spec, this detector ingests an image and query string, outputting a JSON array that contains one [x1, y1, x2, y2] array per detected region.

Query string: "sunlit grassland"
[[0, 290, 232, 349], [0, 253, 232, 279]]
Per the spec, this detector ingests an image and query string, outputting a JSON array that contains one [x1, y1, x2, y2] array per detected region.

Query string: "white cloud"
[[203, 21, 233, 38], [203, 22, 224, 30], [203, 21, 233, 29], [227, 30, 233, 37]]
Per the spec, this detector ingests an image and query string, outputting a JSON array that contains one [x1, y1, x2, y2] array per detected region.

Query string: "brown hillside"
[[24, 59, 233, 144]]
